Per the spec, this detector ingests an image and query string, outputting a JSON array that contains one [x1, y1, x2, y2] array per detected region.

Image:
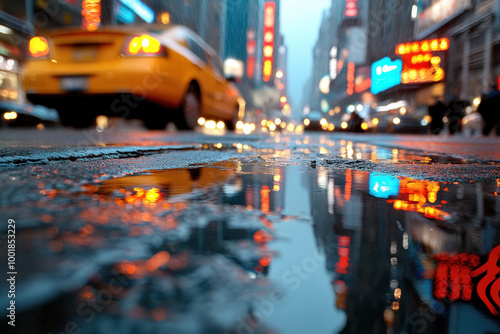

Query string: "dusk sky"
[[280, 0, 331, 116]]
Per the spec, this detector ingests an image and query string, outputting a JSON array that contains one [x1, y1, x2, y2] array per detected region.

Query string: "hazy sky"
[[280, 0, 331, 115]]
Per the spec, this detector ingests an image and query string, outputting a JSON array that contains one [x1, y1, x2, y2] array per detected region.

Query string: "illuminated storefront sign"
[[82, 0, 101, 31], [415, 0, 471, 37], [120, 0, 154, 23], [371, 58, 402, 94], [262, 2, 275, 82], [395, 39, 449, 55], [329, 46, 338, 80], [396, 39, 449, 84], [346, 62, 355, 95], [345, 0, 359, 17]]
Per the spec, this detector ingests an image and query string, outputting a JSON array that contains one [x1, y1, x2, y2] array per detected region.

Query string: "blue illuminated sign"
[[369, 173, 400, 199], [120, 0, 154, 23], [115, 4, 135, 24], [371, 57, 402, 95]]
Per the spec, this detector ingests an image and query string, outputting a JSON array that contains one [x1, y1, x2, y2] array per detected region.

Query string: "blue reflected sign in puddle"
[[369, 173, 400, 198]]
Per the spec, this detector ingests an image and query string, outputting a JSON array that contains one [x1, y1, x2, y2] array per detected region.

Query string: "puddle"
[[4, 159, 500, 334]]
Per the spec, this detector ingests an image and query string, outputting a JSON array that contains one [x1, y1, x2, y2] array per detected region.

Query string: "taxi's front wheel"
[[175, 84, 200, 130], [225, 105, 240, 131]]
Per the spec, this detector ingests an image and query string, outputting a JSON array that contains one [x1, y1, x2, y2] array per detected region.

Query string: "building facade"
[[308, 0, 499, 126]]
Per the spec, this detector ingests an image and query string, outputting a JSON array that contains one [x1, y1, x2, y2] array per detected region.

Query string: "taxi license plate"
[[73, 46, 98, 62], [60, 76, 89, 92]]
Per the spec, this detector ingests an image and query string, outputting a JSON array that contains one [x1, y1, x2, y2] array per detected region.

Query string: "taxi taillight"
[[125, 35, 162, 56], [29, 37, 49, 58]]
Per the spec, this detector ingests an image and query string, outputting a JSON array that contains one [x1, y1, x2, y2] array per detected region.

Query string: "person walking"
[[446, 95, 465, 135], [477, 84, 500, 136], [428, 97, 447, 135]]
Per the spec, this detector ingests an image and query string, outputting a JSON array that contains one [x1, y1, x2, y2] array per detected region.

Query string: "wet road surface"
[[1, 128, 499, 333]]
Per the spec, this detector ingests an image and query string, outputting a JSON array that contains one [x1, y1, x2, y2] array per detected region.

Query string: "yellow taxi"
[[23, 25, 245, 129]]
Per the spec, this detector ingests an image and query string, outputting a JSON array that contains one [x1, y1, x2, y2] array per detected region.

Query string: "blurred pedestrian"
[[428, 97, 446, 135], [348, 111, 363, 132], [446, 95, 465, 135], [477, 84, 500, 136]]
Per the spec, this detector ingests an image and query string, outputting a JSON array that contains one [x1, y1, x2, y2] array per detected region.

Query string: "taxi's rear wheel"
[[175, 84, 200, 130]]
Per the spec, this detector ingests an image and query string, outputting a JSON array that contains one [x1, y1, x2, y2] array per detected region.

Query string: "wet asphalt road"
[[1, 125, 500, 334]]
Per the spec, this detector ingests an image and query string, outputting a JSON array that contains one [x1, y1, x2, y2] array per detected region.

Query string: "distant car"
[[23, 24, 245, 130], [302, 110, 328, 131], [0, 101, 59, 127], [365, 111, 428, 134]]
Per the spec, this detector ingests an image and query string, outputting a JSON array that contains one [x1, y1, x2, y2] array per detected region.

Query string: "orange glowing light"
[[254, 230, 273, 244], [29, 37, 49, 57], [146, 251, 170, 271], [259, 257, 271, 267], [127, 35, 161, 55], [395, 38, 449, 55], [344, 169, 352, 201], [145, 188, 161, 203], [262, 1, 275, 82], [260, 185, 270, 213]]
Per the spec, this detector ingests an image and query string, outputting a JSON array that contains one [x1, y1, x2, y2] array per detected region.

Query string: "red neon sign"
[[346, 62, 355, 95], [262, 2, 275, 82], [471, 245, 500, 316]]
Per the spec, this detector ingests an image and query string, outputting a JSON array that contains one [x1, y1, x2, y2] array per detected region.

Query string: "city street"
[[1, 125, 499, 333]]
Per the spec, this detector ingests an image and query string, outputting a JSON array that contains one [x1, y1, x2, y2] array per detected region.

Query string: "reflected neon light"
[[471, 245, 500, 315]]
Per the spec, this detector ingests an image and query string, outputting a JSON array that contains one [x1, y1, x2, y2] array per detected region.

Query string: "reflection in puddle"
[[9, 158, 500, 334]]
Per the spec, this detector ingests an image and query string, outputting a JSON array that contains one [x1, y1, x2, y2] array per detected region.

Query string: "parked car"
[[23, 24, 245, 130], [0, 101, 59, 127]]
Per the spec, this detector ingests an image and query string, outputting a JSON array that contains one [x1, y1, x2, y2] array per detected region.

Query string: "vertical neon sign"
[[247, 30, 256, 79], [347, 62, 355, 95], [262, 2, 275, 82], [82, 0, 101, 31]]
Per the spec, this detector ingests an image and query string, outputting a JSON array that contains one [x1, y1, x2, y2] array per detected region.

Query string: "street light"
[[276, 70, 283, 79]]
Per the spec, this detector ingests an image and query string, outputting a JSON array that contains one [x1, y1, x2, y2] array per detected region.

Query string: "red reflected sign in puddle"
[[471, 245, 500, 316]]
